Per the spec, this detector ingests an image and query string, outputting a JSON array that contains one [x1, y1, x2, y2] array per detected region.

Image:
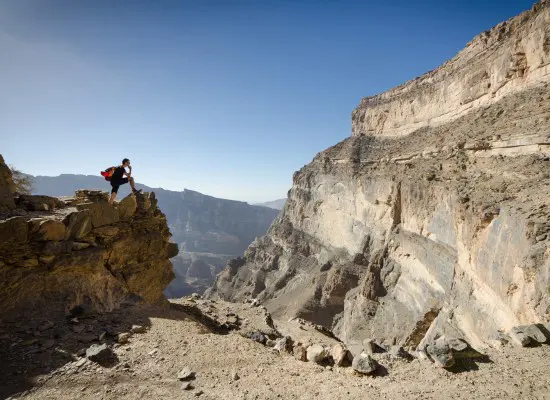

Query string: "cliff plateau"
[[0, 160, 178, 318], [208, 1, 550, 353]]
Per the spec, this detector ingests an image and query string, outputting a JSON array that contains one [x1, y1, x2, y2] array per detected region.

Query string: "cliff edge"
[[0, 157, 178, 318]]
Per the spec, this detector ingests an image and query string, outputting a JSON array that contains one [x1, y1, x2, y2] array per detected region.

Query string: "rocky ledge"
[[0, 156, 178, 318]]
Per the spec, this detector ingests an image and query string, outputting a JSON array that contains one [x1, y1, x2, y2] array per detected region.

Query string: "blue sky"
[[0, 0, 536, 202]]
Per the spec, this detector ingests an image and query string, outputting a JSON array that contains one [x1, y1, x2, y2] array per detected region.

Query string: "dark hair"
[[122, 158, 130, 164]]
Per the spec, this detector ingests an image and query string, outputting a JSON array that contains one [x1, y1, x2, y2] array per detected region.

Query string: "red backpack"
[[100, 167, 116, 181]]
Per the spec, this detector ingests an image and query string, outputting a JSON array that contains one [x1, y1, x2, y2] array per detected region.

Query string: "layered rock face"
[[352, 1, 550, 137], [0, 163, 178, 318], [209, 2, 550, 351]]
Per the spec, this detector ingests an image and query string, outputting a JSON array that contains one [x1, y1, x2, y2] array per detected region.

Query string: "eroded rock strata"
[[0, 164, 178, 318], [208, 1, 550, 352]]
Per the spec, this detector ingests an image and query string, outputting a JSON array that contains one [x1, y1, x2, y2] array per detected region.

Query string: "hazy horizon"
[[30, 171, 286, 204], [0, 0, 536, 202]]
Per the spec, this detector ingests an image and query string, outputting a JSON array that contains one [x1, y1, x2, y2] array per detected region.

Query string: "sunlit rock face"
[[208, 2, 550, 350]]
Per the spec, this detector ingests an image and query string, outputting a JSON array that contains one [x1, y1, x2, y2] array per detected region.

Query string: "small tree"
[[9, 165, 34, 195]]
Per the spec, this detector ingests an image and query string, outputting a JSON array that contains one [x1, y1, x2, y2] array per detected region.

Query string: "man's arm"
[[124, 166, 132, 177]]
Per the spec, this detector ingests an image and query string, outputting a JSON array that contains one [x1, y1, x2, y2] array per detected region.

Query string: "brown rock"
[[64, 210, 92, 240], [293, 344, 307, 361], [117, 195, 137, 220], [34, 219, 66, 241], [76, 202, 120, 228], [330, 343, 351, 366], [0, 155, 16, 211], [0, 216, 28, 250], [17, 195, 65, 211]]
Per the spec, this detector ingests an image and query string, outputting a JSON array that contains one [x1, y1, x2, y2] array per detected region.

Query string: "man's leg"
[[129, 177, 141, 194], [109, 184, 119, 204]]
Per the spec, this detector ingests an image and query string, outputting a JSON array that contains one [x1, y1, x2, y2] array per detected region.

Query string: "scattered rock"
[[76, 348, 87, 357], [177, 366, 196, 381], [511, 324, 547, 344], [181, 382, 194, 391], [246, 331, 266, 345], [389, 345, 408, 359], [131, 325, 146, 334], [426, 342, 455, 368], [362, 338, 375, 355], [117, 332, 132, 344], [330, 343, 351, 366], [447, 338, 468, 352], [293, 344, 307, 361], [75, 358, 87, 368], [232, 372, 240, 381], [274, 336, 292, 353], [86, 344, 115, 363], [306, 344, 327, 363], [352, 352, 378, 375], [508, 328, 532, 347], [195, 390, 204, 397]]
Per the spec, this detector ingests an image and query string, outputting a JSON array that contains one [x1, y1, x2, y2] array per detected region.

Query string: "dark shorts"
[[110, 177, 129, 194]]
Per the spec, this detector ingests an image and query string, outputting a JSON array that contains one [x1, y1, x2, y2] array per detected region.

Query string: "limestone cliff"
[[208, 1, 550, 352], [0, 161, 178, 318]]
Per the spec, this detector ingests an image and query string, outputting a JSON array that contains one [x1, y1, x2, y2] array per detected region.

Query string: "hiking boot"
[[132, 189, 142, 194]]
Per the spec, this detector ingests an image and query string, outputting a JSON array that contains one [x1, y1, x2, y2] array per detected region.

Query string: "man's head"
[[122, 158, 130, 167]]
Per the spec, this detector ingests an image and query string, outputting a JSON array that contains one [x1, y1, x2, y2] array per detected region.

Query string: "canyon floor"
[[1, 298, 549, 400]]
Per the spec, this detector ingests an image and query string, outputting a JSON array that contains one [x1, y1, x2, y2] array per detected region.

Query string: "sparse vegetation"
[[9, 165, 34, 194]]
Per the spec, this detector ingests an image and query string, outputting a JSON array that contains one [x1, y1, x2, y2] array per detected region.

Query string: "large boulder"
[[306, 344, 327, 363], [76, 202, 119, 228], [117, 195, 137, 220], [16, 195, 65, 211], [29, 218, 66, 241], [86, 344, 115, 363], [352, 353, 378, 375], [64, 210, 92, 240]]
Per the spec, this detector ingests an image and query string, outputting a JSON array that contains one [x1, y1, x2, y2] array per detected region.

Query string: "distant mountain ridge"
[[255, 198, 286, 210], [31, 174, 279, 297]]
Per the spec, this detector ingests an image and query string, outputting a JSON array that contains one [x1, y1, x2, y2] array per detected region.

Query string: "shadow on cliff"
[[0, 300, 226, 399]]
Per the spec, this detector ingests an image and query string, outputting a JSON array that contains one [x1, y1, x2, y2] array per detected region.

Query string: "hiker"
[[108, 158, 141, 204]]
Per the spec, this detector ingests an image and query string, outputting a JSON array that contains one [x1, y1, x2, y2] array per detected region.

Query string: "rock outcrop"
[[0, 160, 178, 318], [30, 175, 279, 297], [208, 1, 550, 352], [0, 155, 16, 212]]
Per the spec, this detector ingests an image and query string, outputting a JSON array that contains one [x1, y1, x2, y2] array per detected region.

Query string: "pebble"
[[177, 366, 196, 381], [131, 325, 147, 334]]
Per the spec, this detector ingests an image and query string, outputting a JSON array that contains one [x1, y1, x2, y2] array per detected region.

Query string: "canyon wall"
[[208, 1, 550, 352]]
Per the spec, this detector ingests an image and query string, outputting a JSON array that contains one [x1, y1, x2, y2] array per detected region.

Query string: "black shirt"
[[112, 166, 126, 182]]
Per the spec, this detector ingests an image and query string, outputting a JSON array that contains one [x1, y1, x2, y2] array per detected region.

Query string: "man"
[[108, 158, 141, 204]]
